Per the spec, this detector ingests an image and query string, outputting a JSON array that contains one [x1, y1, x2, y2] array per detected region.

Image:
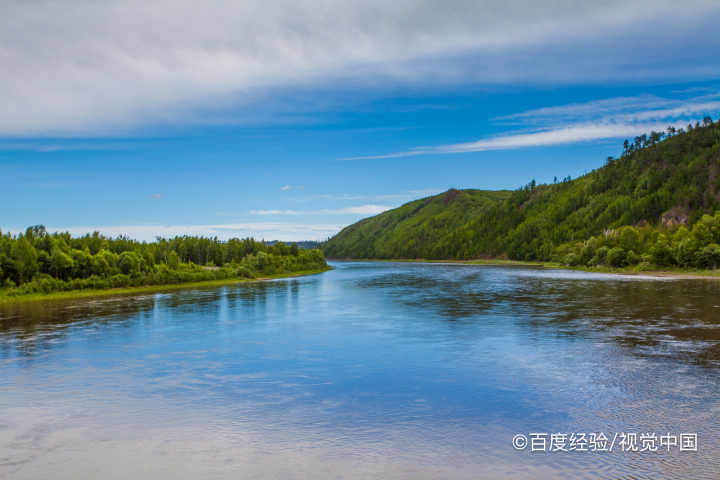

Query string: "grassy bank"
[[0, 266, 333, 304], [543, 262, 720, 279], [329, 258, 544, 266]]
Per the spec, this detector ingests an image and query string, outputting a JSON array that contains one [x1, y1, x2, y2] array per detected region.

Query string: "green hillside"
[[322, 189, 511, 259], [323, 117, 720, 269]]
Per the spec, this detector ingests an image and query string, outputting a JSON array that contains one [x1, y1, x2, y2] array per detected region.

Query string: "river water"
[[1, 262, 719, 479]]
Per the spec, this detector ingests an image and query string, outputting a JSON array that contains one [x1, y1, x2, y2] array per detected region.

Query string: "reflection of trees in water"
[[353, 264, 720, 366], [520, 277, 720, 366], [0, 278, 316, 360], [0, 294, 158, 359]]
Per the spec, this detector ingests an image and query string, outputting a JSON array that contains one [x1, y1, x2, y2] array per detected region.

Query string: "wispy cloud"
[[336, 92, 720, 160], [148, 194, 163, 199], [290, 189, 441, 202], [342, 205, 391, 214], [281, 185, 292, 191], [1, 1, 718, 136], [250, 204, 391, 215]]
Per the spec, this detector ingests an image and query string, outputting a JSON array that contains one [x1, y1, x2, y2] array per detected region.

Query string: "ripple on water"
[[0, 262, 719, 479]]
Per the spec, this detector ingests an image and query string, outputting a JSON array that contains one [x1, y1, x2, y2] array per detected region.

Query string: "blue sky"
[[2, 0, 720, 241]]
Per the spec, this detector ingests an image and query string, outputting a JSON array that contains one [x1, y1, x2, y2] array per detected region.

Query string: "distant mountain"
[[323, 118, 720, 262], [266, 240, 324, 250]]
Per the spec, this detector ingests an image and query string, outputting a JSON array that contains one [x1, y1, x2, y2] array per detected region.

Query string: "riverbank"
[[0, 267, 333, 304], [327, 258, 720, 279]]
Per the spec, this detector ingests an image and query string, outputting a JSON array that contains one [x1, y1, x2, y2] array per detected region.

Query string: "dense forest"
[[323, 117, 720, 270], [322, 190, 511, 259], [0, 231, 327, 297]]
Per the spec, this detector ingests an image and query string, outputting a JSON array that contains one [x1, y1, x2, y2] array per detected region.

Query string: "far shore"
[[0, 267, 333, 305], [326, 258, 720, 280]]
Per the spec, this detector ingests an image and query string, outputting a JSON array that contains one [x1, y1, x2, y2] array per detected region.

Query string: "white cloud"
[[337, 92, 720, 160], [252, 210, 294, 215], [281, 185, 292, 191], [250, 204, 391, 215], [290, 189, 441, 202], [341, 205, 392, 215], [46, 222, 344, 242], [148, 194, 163, 199], [1, 0, 719, 136]]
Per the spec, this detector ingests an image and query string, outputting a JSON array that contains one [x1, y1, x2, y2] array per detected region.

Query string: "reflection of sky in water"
[[0, 263, 719, 479]]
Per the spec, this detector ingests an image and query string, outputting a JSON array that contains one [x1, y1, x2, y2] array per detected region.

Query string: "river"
[[1, 262, 718, 479]]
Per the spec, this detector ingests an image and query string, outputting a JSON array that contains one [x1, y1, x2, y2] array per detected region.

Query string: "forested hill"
[[322, 189, 512, 259], [323, 117, 720, 264]]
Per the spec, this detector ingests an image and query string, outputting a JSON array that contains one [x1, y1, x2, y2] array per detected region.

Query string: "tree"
[[607, 247, 625, 267], [49, 249, 74, 280], [167, 251, 180, 269], [695, 244, 720, 269], [118, 251, 142, 276], [10, 236, 38, 285], [290, 242, 299, 256], [256, 251, 268, 270]]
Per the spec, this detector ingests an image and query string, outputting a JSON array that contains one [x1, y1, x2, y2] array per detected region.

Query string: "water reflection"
[[1, 263, 718, 479]]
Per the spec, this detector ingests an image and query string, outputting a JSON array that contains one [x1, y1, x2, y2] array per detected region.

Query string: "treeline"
[[0, 229, 327, 297], [554, 214, 720, 270], [323, 116, 720, 270], [266, 240, 323, 250]]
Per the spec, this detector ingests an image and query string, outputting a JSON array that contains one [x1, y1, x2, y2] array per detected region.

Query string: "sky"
[[2, 0, 720, 241]]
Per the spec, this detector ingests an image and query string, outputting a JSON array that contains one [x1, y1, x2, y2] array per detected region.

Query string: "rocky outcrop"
[[660, 207, 689, 227], [444, 188, 460, 205]]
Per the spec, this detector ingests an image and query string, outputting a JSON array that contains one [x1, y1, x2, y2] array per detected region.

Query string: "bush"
[[579, 238, 598, 264], [564, 253, 579, 266], [626, 250, 639, 265], [235, 266, 256, 278], [589, 246, 609, 266], [607, 247, 625, 268], [651, 235, 673, 266], [695, 244, 720, 269]]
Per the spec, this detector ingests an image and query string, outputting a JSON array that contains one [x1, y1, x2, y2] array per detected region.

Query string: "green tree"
[[695, 244, 720, 269], [167, 251, 180, 269], [10, 236, 38, 285], [626, 250, 639, 265], [49, 249, 74, 280], [651, 235, 673, 266], [256, 251, 268, 270], [607, 247, 625, 268], [118, 251, 142, 276]]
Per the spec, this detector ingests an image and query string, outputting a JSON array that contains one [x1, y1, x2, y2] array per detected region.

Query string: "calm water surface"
[[1, 262, 719, 479]]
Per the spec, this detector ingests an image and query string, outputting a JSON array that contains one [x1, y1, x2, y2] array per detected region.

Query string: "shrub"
[[651, 235, 673, 266], [607, 247, 625, 268], [564, 253, 579, 266], [695, 244, 720, 269], [626, 250, 639, 265], [589, 246, 609, 266]]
